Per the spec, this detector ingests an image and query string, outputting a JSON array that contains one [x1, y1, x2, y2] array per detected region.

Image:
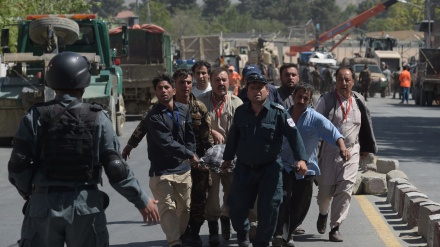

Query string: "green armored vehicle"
[[0, 14, 126, 142]]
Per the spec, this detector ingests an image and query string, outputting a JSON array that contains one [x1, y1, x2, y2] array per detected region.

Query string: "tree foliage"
[[202, 0, 230, 21], [91, 0, 125, 19], [138, 0, 172, 31], [0, 0, 428, 47]]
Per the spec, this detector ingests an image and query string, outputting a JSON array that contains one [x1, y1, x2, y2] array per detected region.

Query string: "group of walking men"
[[8, 51, 377, 247], [120, 60, 377, 247]]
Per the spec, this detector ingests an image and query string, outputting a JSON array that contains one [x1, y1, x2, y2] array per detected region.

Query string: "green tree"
[[202, 0, 230, 21], [168, 9, 208, 38], [214, 5, 253, 33], [164, 0, 198, 14], [309, 0, 341, 33], [138, 0, 172, 31], [91, 0, 125, 19]]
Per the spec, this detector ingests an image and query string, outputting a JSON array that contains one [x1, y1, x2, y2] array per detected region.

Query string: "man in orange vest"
[[399, 65, 411, 104], [228, 65, 241, 96]]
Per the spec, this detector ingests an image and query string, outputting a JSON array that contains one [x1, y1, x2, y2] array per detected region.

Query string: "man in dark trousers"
[[272, 83, 350, 247], [222, 74, 308, 247], [358, 64, 371, 101], [8, 52, 159, 246]]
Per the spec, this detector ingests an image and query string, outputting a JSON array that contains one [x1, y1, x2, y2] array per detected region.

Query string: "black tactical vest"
[[36, 100, 101, 181]]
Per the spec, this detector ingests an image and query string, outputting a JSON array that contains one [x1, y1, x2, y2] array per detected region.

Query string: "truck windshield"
[[74, 25, 95, 45], [354, 65, 382, 73]]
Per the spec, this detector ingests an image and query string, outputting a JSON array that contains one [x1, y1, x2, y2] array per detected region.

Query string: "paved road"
[[367, 95, 440, 203], [1, 94, 437, 246]]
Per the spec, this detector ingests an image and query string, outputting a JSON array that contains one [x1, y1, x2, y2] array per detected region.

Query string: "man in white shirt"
[[192, 60, 212, 97]]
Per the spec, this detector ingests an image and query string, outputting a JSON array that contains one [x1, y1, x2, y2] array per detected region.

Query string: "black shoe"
[[329, 226, 343, 242], [271, 235, 284, 247], [208, 220, 220, 246], [180, 235, 192, 246], [237, 231, 250, 247], [191, 235, 202, 247], [316, 213, 328, 234], [220, 216, 231, 240], [208, 235, 219, 246]]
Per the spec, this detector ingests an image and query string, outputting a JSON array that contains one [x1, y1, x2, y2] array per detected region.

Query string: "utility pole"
[[427, 0, 431, 48], [146, 0, 152, 24]]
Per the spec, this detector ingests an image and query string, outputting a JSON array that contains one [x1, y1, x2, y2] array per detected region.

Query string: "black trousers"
[[274, 171, 315, 238]]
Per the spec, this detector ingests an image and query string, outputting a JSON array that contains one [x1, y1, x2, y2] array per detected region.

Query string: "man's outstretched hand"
[[138, 198, 160, 225]]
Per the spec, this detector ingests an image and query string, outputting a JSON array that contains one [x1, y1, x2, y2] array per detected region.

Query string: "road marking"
[[355, 195, 402, 247]]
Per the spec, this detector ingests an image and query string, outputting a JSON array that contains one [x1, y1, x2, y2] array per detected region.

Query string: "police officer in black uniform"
[[8, 52, 159, 246], [222, 74, 308, 247]]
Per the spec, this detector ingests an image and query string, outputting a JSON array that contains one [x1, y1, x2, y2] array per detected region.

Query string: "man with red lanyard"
[[198, 67, 243, 246], [314, 66, 377, 242]]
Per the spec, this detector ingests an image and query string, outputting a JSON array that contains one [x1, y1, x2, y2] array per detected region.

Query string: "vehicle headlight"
[[380, 77, 387, 82]]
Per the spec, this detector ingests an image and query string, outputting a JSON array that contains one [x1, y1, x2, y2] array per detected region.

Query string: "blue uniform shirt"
[[223, 100, 307, 165], [281, 106, 343, 179], [8, 93, 150, 209]]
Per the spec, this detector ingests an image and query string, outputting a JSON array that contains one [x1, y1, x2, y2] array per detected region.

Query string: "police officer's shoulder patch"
[[89, 103, 103, 111], [270, 102, 285, 110], [287, 118, 295, 127]]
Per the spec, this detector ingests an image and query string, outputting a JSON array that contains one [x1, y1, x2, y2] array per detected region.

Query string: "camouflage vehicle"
[[0, 14, 126, 142], [109, 23, 172, 114]]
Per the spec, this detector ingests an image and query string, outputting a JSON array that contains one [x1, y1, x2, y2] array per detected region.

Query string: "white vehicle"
[[308, 51, 337, 66]]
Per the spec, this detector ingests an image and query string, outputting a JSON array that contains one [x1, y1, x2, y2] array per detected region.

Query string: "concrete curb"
[[364, 155, 439, 246]]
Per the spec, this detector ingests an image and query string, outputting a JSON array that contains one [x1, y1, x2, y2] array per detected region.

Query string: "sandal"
[[294, 226, 305, 235]]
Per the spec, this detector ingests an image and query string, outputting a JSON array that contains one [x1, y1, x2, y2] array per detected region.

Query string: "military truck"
[[413, 48, 440, 106], [109, 24, 172, 114], [341, 57, 389, 98], [179, 34, 246, 74], [0, 14, 126, 142]]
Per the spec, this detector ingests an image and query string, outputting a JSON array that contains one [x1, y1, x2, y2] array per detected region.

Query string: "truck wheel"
[[414, 88, 420, 105], [29, 17, 79, 45], [420, 90, 427, 106], [116, 95, 125, 136], [369, 90, 376, 98], [109, 96, 117, 132], [427, 91, 434, 106]]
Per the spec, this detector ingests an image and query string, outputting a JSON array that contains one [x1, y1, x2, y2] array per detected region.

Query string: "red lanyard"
[[335, 91, 352, 123], [211, 94, 227, 119]]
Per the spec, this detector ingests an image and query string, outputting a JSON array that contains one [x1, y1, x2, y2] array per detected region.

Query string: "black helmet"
[[45, 52, 91, 90]]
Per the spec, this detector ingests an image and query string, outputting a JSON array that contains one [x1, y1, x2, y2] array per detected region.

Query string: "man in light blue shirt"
[[272, 83, 350, 247]]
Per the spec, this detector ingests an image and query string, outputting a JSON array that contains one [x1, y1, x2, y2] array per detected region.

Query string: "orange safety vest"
[[399, 70, 411, 88]]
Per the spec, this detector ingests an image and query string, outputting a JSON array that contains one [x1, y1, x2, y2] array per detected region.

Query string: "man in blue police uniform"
[[221, 74, 309, 247], [8, 52, 159, 247], [238, 64, 283, 105]]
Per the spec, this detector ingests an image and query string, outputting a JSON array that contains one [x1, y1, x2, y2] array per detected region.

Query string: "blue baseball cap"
[[242, 64, 261, 78]]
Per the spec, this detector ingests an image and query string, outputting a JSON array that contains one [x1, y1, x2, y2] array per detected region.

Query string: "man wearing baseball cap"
[[238, 64, 283, 106]]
